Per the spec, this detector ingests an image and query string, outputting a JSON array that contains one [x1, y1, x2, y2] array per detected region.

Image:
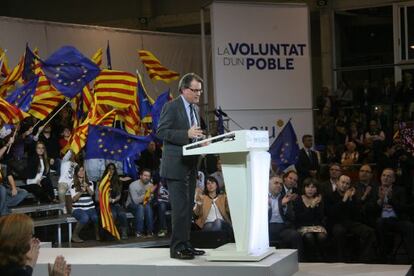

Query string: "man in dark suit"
[[156, 73, 205, 260], [295, 135, 320, 186]]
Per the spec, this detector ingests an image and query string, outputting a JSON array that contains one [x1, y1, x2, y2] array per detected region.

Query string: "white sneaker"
[[136, 232, 143, 238], [157, 230, 166, 237], [62, 207, 67, 214]]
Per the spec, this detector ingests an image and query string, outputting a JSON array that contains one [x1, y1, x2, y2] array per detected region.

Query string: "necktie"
[[190, 104, 196, 127]]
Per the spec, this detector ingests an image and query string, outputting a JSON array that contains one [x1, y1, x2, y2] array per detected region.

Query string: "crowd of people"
[[0, 74, 413, 266]]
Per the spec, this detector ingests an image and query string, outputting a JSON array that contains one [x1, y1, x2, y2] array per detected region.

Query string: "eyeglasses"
[[187, 87, 203, 94]]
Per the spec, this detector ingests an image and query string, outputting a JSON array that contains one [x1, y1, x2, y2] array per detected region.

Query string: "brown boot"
[[71, 223, 84, 243]]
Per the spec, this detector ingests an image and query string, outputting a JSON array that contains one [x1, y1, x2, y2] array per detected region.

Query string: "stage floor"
[[33, 248, 412, 276], [34, 248, 298, 276]]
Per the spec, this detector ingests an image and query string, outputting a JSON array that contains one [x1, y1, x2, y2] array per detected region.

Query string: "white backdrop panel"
[[0, 16, 203, 98], [211, 2, 312, 110]]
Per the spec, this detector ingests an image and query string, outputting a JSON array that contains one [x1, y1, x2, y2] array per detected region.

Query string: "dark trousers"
[[331, 221, 376, 262], [302, 232, 327, 262], [167, 174, 196, 254], [21, 178, 54, 203], [269, 223, 304, 260], [376, 217, 414, 260]]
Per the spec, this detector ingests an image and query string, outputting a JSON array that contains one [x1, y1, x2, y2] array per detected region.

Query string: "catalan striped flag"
[[118, 104, 140, 135], [98, 172, 120, 240], [94, 69, 137, 108], [0, 56, 24, 97], [0, 48, 10, 78], [138, 50, 179, 83], [29, 68, 64, 120], [91, 48, 103, 68], [0, 98, 29, 124]]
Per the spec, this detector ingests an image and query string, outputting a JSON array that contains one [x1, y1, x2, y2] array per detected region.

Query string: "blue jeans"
[[0, 186, 28, 215], [128, 202, 154, 234], [158, 201, 170, 231], [111, 204, 128, 228], [72, 208, 98, 225]]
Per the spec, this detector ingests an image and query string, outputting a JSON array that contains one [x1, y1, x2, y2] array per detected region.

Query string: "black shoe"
[[170, 248, 195, 260], [187, 247, 206, 256]]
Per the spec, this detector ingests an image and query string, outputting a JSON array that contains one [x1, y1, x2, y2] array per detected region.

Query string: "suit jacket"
[[295, 148, 320, 180], [156, 96, 200, 180]]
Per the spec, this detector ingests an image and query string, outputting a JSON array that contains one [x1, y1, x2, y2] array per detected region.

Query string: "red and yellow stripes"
[[0, 56, 24, 97], [99, 172, 120, 240], [138, 50, 179, 83], [91, 48, 103, 68], [94, 69, 137, 108], [0, 48, 10, 78], [118, 104, 140, 135], [0, 98, 29, 124]]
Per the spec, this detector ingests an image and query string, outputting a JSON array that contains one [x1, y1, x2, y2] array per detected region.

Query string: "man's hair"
[[302, 134, 313, 142], [283, 170, 297, 180], [178, 73, 203, 93], [329, 162, 342, 169], [140, 168, 152, 176]]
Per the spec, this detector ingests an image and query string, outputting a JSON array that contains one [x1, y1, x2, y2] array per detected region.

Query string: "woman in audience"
[[341, 141, 359, 166], [99, 163, 128, 240], [345, 121, 364, 149], [21, 141, 55, 203], [0, 213, 70, 276], [70, 165, 99, 243], [294, 178, 327, 261], [194, 176, 232, 236]]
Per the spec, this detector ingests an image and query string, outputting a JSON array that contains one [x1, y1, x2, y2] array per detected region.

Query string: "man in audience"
[[295, 135, 320, 186], [326, 174, 376, 262], [375, 168, 414, 262], [282, 170, 299, 195], [126, 169, 155, 237], [354, 164, 378, 227], [268, 175, 303, 260], [320, 163, 342, 197], [136, 141, 162, 178]]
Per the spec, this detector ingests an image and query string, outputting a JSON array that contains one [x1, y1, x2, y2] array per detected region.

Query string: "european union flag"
[[138, 79, 152, 119], [269, 120, 300, 171], [22, 45, 38, 82], [151, 90, 171, 132], [85, 125, 153, 162], [6, 76, 38, 112], [42, 46, 100, 98]]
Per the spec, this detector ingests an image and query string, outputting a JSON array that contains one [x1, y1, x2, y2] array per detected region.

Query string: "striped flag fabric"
[[0, 56, 24, 97], [98, 172, 120, 240], [91, 48, 103, 67], [138, 50, 179, 83], [94, 69, 137, 108], [118, 104, 140, 135], [0, 48, 10, 78], [0, 98, 29, 124]]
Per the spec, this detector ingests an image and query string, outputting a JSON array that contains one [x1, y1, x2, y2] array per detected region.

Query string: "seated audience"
[[375, 168, 414, 262], [99, 163, 128, 240], [294, 178, 327, 261], [157, 179, 170, 237], [21, 141, 55, 203], [341, 141, 359, 166], [126, 169, 156, 237], [0, 213, 71, 276], [70, 165, 99, 243], [194, 176, 232, 236], [268, 175, 303, 260], [320, 163, 342, 197], [325, 175, 376, 262], [354, 164, 378, 227]]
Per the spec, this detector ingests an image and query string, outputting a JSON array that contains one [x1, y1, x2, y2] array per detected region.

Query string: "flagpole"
[[33, 99, 71, 129], [6, 123, 18, 154]]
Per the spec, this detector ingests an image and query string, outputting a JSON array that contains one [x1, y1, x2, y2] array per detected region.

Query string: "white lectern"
[[183, 130, 276, 261]]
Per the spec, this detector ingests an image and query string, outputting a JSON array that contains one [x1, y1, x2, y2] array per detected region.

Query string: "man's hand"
[[188, 125, 203, 139], [361, 186, 372, 201], [11, 188, 17, 197]]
